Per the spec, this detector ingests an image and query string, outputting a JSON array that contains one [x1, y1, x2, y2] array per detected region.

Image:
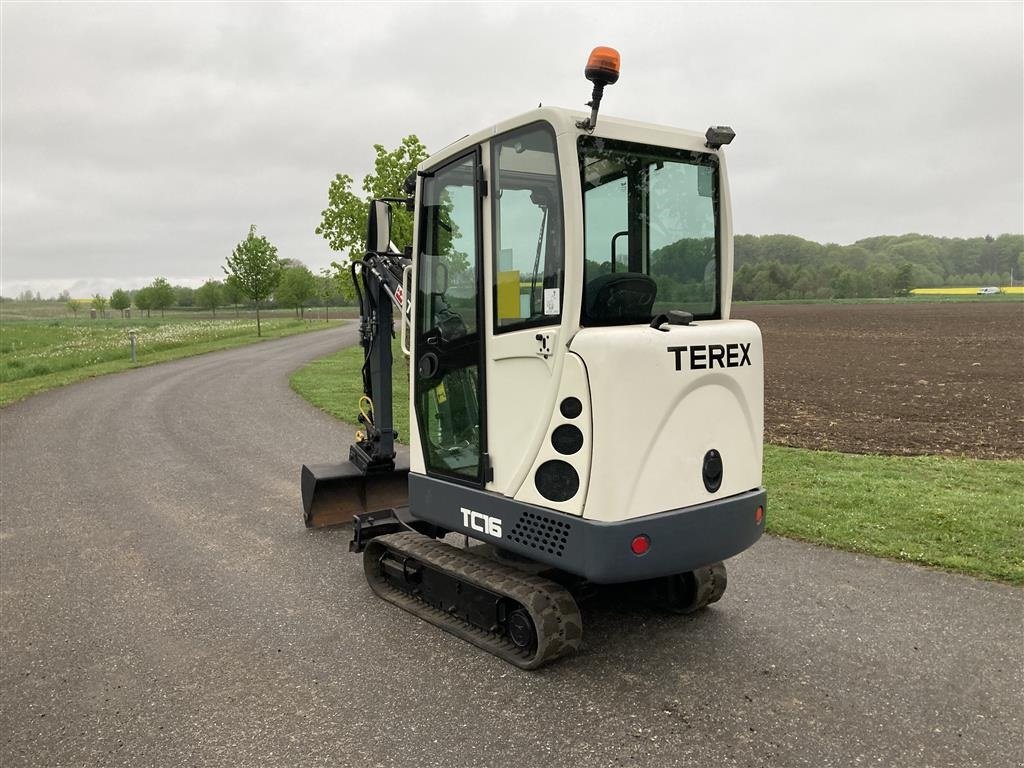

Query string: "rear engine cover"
[[569, 320, 763, 522]]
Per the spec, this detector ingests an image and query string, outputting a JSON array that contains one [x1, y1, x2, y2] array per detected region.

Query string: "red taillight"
[[630, 535, 650, 556], [755, 506, 764, 524]]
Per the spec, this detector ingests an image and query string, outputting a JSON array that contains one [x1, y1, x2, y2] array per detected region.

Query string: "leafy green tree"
[[195, 279, 223, 316], [134, 286, 154, 317], [222, 275, 243, 316], [894, 263, 914, 296], [224, 225, 283, 336], [66, 299, 80, 317], [275, 264, 317, 318], [830, 268, 856, 299], [110, 288, 131, 318], [316, 268, 338, 321], [316, 135, 429, 297], [174, 285, 195, 308], [149, 277, 176, 317], [91, 293, 107, 317]]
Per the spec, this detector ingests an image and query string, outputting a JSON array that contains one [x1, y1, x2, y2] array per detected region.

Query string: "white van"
[[977, 286, 1000, 295]]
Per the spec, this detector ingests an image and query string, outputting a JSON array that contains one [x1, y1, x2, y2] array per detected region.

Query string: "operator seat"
[[584, 272, 658, 325]]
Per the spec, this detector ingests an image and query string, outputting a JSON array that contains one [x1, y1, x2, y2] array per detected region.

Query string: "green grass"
[[0, 316, 330, 407], [290, 342, 1024, 584], [289, 338, 410, 444], [764, 446, 1023, 583]]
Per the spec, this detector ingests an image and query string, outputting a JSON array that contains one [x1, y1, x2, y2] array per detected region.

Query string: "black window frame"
[[413, 146, 489, 487]]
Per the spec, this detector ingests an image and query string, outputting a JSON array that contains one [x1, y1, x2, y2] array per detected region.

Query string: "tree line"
[[731, 233, 1023, 301], [58, 253, 351, 335], [10, 138, 1020, 319]]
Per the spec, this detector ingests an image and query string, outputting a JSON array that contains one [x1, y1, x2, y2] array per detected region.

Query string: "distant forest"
[[731, 233, 1023, 300], [6, 233, 1023, 307]]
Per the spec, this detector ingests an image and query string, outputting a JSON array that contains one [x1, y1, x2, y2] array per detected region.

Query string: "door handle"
[[535, 332, 555, 358], [417, 353, 440, 379]]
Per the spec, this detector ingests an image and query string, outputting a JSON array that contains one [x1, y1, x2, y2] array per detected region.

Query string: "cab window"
[[579, 136, 720, 325], [491, 124, 564, 332]]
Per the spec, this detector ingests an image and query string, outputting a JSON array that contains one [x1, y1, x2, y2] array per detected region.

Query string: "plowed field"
[[732, 302, 1024, 459]]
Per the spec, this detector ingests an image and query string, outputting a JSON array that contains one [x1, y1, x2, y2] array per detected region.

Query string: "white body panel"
[[486, 326, 562, 492], [512, 352, 593, 515], [570, 321, 763, 522]]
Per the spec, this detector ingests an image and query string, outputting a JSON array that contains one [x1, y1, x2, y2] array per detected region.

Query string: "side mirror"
[[366, 200, 392, 253]]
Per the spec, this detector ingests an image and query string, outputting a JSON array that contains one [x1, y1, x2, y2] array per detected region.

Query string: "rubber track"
[[689, 562, 728, 613], [363, 532, 582, 670]]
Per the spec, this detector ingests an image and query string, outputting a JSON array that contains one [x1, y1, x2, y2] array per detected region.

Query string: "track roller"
[[363, 532, 581, 669]]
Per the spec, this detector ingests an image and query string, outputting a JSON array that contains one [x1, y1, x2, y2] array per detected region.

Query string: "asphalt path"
[[1, 324, 1021, 768]]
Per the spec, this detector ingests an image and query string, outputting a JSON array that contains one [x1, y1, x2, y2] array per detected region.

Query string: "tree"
[[316, 268, 338, 322], [149, 277, 176, 318], [222, 275, 244, 316], [91, 293, 108, 317], [110, 288, 131, 318], [224, 225, 283, 336], [174, 285, 195, 308], [134, 286, 154, 318], [316, 135, 429, 297], [275, 264, 317, 318], [195, 279, 223, 316], [893, 263, 914, 296], [67, 299, 80, 317]]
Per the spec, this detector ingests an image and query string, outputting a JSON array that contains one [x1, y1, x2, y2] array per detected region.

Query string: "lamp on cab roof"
[[705, 126, 736, 149], [576, 46, 621, 133]]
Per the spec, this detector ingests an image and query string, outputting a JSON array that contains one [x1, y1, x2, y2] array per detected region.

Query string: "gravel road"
[[1, 324, 1021, 767]]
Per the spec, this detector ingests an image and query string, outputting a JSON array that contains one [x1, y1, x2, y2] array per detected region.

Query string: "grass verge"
[[1, 318, 329, 407], [290, 342, 1024, 584], [764, 446, 1022, 583], [289, 339, 410, 444]]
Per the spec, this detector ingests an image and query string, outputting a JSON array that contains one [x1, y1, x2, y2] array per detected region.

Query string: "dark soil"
[[732, 302, 1024, 459]]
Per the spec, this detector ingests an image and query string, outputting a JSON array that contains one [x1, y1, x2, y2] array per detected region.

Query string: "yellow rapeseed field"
[[911, 287, 1022, 295]]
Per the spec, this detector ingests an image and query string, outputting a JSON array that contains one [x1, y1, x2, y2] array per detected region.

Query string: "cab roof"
[[420, 106, 719, 171]]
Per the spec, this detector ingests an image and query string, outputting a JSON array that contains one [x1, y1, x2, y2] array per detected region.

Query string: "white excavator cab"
[[405, 107, 763, 549], [303, 48, 766, 668]]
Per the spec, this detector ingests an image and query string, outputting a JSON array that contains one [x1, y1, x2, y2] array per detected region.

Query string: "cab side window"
[[491, 125, 564, 332]]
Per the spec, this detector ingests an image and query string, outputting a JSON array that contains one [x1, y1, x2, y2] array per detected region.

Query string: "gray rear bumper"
[[408, 473, 766, 584]]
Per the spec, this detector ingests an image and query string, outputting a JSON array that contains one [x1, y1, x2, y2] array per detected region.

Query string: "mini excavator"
[[301, 47, 766, 668]]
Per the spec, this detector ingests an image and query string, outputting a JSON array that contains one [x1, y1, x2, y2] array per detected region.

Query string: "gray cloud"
[[2, 1, 1021, 297]]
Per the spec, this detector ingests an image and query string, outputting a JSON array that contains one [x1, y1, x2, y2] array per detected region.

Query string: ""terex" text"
[[667, 343, 752, 372]]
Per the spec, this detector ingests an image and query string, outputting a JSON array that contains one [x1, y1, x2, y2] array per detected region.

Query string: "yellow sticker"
[[436, 381, 447, 404]]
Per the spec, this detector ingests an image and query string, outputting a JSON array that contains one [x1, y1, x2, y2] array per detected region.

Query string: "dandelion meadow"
[[0, 317, 322, 406]]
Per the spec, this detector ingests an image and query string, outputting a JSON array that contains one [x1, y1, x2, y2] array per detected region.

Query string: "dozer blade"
[[301, 458, 409, 528]]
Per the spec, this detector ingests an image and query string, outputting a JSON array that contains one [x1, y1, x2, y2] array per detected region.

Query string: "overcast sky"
[[2, 1, 1022, 298]]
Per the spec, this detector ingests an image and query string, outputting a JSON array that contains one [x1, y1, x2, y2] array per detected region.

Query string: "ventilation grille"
[[507, 511, 572, 557]]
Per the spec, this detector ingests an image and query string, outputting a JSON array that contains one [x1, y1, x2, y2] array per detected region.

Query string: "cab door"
[[486, 123, 566, 494], [413, 150, 487, 485]]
